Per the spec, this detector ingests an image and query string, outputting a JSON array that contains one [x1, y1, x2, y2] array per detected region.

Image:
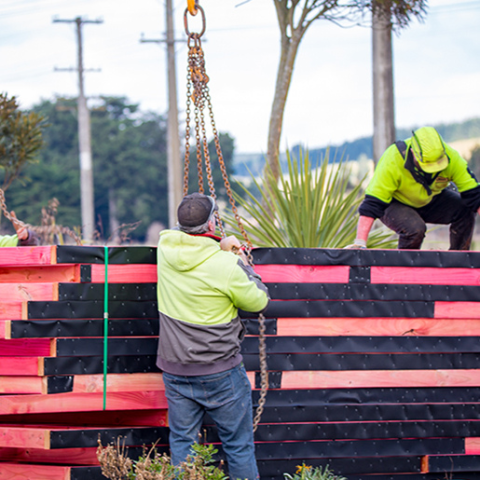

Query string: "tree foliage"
[[356, 0, 427, 30], [6, 96, 168, 241], [0, 93, 47, 190], [266, 0, 427, 179], [6, 96, 237, 242]]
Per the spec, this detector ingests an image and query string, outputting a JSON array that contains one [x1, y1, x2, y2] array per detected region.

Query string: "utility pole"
[[53, 16, 102, 242], [141, 0, 184, 228], [372, 10, 395, 164]]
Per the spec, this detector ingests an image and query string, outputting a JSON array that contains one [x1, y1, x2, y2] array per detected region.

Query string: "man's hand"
[[344, 239, 367, 249], [220, 235, 249, 264], [220, 235, 242, 252], [10, 211, 29, 241]]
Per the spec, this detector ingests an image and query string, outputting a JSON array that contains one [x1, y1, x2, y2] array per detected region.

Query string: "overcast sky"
[[1, 0, 479, 153]]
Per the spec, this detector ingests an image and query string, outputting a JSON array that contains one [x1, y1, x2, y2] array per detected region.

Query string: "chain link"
[[184, 9, 268, 432]]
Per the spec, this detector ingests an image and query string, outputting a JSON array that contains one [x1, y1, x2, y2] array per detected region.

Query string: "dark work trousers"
[[380, 188, 476, 250]]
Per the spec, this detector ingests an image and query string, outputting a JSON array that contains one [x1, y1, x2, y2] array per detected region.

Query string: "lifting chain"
[[0, 188, 83, 246], [183, 4, 268, 432]]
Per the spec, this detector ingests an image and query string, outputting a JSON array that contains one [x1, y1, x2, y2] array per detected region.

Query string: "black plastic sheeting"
[[56, 246, 156, 264], [244, 352, 480, 371], [251, 387, 480, 406], [50, 426, 168, 449], [10, 317, 273, 338], [248, 403, 480, 423], [251, 438, 462, 459], [242, 300, 434, 319], [71, 467, 106, 480], [250, 420, 480, 442], [252, 247, 480, 268], [47, 375, 74, 394], [28, 300, 158, 319], [58, 283, 157, 301], [428, 455, 480, 472], [55, 338, 158, 356], [267, 282, 480, 302], [242, 336, 480, 354], [43, 355, 161, 375], [10, 318, 159, 338]]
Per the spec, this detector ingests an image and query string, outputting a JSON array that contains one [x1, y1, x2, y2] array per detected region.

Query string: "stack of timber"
[[0, 245, 166, 480], [2, 246, 480, 479]]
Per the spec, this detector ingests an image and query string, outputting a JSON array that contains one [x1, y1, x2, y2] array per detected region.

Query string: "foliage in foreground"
[[285, 463, 347, 480], [97, 439, 227, 480], [226, 149, 395, 249], [98, 439, 347, 480]]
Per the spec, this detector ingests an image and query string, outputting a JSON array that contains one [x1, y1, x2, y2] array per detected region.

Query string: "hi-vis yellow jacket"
[[156, 229, 269, 376], [359, 140, 480, 219]]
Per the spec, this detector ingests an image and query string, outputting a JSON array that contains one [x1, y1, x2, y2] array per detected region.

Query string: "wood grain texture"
[[0, 376, 44, 395], [0, 339, 52, 357], [253, 264, 350, 283], [0, 463, 69, 480], [279, 369, 480, 389], [0, 427, 49, 449], [371, 266, 480, 285], [435, 302, 480, 319], [0, 391, 168, 415], [0, 246, 55, 266], [72, 373, 165, 393], [276, 318, 480, 336], [0, 357, 40, 376], [0, 284, 57, 302], [91, 264, 157, 283], [465, 437, 480, 455], [0, 447, 99, 466], [0, 265, 79, 284]]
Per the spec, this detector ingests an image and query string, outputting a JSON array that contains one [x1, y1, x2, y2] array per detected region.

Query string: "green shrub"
[[225, 149, 395, 249]]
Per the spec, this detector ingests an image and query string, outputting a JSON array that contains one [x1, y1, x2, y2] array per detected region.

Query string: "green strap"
[[103, 246, 109, 410]]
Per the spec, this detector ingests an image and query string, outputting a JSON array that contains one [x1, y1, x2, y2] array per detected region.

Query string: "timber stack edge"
[[1, 245, 480, 479]]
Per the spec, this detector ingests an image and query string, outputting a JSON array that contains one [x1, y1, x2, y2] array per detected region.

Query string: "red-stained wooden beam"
[[253, 264, 350, 283], [0, 390, 168, 416], [91, 264, 157, 283], [0, 447, 99, 466], [276, 318, 480, 336], [0, 409, 168, 427], [0, 357, 41, 376], [465, 437, 480, 455], [0, 339, 52, 357], [0, 463, 70, 480], [0, 302, 24, 321], [371, 266, 480, 285], [261, 369, 480, 390], [72, 373, 165, 394], [0, 426, 50, 449], [435, 302, 480, 319], [0, 283, 58, 302], [0, 376, 44, 394], [0, 265, 81, 284], [0, 246, 56, 266], [0, 373, 165, 395]]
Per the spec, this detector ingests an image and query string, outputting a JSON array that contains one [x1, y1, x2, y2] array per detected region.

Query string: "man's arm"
[[345, 215, 375, 249]]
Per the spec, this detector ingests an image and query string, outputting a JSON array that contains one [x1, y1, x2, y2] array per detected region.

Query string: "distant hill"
[[233, 117, 480, 177]]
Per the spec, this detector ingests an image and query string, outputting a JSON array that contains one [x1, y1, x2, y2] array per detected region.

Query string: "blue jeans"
[[162, 364, 258, 480]]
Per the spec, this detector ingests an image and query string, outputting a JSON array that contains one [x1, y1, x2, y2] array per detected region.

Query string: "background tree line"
[[1, 96, 236, 242]]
